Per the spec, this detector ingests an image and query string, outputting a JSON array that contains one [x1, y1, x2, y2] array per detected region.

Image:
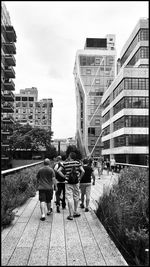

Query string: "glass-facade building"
[[73, 36, 116, 157], [101, 18, 149, 165], [1, 3, 17, 170]]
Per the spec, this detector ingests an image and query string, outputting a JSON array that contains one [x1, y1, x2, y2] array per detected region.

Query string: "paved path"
[[2, 170, 128, 266]]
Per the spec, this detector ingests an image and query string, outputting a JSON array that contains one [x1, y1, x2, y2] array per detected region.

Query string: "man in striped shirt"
[[57, 152, 85, 220]]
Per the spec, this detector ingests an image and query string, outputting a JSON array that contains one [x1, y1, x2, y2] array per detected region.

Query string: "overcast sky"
[[4, 1, 148, 139]]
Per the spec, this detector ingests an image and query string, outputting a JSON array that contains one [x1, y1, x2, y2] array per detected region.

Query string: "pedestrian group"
[[36, 152, 116, 221]]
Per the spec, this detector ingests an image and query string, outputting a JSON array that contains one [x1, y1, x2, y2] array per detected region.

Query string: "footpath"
[[2, 170, 128, 266]]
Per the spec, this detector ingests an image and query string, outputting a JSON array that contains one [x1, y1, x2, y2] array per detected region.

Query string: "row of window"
[[103, 134, 149, 149], [121, 28, 149, 65], [113, 96, 149, 115], [113, 78, 148, 99], [113, 115, 149, 131], [128, 47, 149, 66], [16, 96, 34, 101], [80, 56, 114, 66], [114, 134, 148, 147]]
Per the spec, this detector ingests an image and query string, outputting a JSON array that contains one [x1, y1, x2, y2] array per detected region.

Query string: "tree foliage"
[[9, 123, 54, 153]]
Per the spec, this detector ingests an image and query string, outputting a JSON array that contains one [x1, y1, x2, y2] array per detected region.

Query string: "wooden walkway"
[[2, 170, 128, 266]]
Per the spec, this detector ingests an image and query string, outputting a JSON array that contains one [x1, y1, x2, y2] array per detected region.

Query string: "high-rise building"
[[101, 18, 149, 165], [1, 2, 17, 170], [73, 36, 116, 157], [13, 87, 53, 131]]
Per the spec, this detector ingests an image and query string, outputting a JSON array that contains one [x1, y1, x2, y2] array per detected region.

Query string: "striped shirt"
[[61, 160, 82, 180]]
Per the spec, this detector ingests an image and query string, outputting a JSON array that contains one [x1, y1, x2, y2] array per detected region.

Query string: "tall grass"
[[1, 163, 43, 228], [96, 167, 149, 266]]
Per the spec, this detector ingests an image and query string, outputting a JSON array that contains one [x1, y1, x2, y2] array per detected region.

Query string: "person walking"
[[105, 158, 110, 175], [54, 155, 66, 213], [57, 152, 85, 220], [110, 156, 116, 175], [36, 158, 57, 221], [80, 158, 95, 212], [97, 158, 102, 179]]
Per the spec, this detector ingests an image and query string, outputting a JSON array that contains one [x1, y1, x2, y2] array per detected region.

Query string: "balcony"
[[4, 67, 15, 79], [2, 102, 14, 113], [3, 79, 15, 91], [1, 127, 13, 135], [1, 139, 10, 147], [5, 54, 16, 66], [3, 42, 16, 54], [2, 91, 15, 102], [5, 25, 17, 42], [2, 115, 14, 124]]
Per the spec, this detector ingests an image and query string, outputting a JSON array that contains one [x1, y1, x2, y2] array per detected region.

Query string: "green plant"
[[96, 167, 149, 266], [1, 163, 43, 228]]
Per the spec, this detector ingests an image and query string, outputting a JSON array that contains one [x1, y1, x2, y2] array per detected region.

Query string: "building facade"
[[1, 2, 17, 169], [73, 36, 116, 157], [13, 87, 53, 131], [101, 18, 149, 165]]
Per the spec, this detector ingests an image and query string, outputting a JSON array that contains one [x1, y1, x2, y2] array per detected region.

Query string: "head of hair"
[[57, 155, 62, 161], [83, 158, 89, 165], [69, 152, 76, 160], [44, 158, 50, 165]]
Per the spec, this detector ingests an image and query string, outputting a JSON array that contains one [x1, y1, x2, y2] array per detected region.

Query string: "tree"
[[66, 145, 82, 160]]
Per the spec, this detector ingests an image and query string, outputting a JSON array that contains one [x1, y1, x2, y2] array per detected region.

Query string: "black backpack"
[[68, 165, 79, 184]]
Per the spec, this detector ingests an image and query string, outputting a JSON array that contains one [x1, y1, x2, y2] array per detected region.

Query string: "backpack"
[[54, 162, 66, 182], [68, 165, 79, 184]]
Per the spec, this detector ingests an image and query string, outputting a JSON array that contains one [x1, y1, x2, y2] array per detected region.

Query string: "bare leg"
[[67, 200, 73, 216], [74, 198, 79, 213], [47, 202, 52, 212], [81, 193, 84, 205], [40, 202, 46, 217]]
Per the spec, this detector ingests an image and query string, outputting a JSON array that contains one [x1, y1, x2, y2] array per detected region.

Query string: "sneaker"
[[56, 205, 60, 213], [67, 215, 73, 220], [40, 217, 45, 221], [85, 208, 89, 212], [80, 203, 84, 208], [73, 213, 81, 218], [47, 208, 53, 215]]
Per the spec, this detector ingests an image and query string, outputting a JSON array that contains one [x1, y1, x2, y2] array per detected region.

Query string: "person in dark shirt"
[[37, 158, 57, 221], [80, 158, 95, 212]]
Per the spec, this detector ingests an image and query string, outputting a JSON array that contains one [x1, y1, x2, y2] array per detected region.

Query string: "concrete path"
[[1, 170, 128, 266]]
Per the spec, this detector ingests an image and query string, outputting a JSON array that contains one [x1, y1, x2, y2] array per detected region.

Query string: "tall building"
[[101, 18, 149, 165], [13, 87, 53, 131], [1, 2, 17, 170], [73, 36, 116, 157]]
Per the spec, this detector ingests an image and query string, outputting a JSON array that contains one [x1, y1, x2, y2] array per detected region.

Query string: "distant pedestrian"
[[105, 158, 110, 175], [36, 158, 57, 221], [97, 158, 102, 179], [110, 156, 116, 175], [54, 155, 66, 213], [57, 152, 85, 220], [80, 158, 95, 212]]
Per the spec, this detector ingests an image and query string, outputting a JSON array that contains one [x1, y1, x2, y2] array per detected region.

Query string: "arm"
[[91, 171, 95, 185], [79, 166, 85, 181], [57, 166, 67, 181]]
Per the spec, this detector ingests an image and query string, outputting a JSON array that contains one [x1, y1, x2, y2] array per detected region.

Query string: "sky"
[[4, 1, 149, 139]]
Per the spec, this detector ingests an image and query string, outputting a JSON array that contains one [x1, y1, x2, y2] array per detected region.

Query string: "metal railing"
[[115, 162, 149, 172], [1, 161, 43, 177]]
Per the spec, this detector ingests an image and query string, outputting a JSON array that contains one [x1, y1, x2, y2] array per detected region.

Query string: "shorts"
[[80, 183, 91, 199], [65, 183, 80, 202], [39, 189, 53, 203], [111, 166, 115, 170]]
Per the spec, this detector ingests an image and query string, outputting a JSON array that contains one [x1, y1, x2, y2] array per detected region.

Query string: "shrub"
[[1, 163, 43, 228], [96, 167, 149, 266]]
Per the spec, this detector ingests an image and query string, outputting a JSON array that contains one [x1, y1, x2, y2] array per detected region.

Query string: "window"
[[22, 97, 27, 101], [16, 96, 20, 101], [95, 119, 100, 125], [95, 79, 100, 84], [95, 58, 100, 65], [29, 97, 34, 101], [88, 127, 95, 135], [86, 69, 91, 74]]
